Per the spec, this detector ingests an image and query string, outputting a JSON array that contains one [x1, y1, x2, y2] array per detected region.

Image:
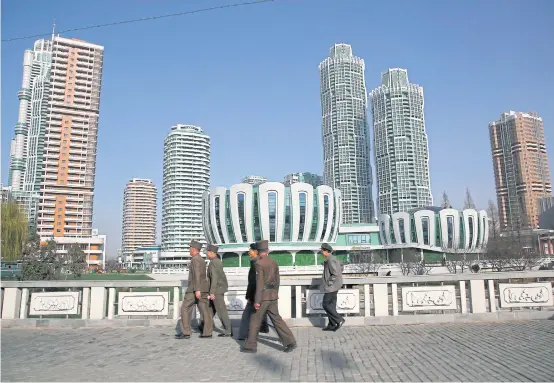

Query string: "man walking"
[[237, 242, 269, 340], [176, 240, 213, 339], [320, 243, 345, 331], [206, 244, 232, 337], [242, 240, 296, 353]]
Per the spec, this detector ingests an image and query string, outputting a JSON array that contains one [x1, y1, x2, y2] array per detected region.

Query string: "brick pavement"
[[2, 321, 554, 382]]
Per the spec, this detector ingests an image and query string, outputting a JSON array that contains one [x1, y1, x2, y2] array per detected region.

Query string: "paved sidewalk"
[[2, 321, 553, 382]]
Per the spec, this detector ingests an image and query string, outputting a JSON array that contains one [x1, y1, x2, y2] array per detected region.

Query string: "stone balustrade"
[[1, 271, 553, 327]]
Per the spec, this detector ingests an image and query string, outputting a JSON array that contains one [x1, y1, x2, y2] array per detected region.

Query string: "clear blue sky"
[[2, 0, 553, 257]]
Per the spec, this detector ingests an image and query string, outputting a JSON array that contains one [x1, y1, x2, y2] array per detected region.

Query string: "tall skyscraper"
[[319, 43, 374, 224], [489, 111, 552, 231], [283, 172, 323, 188], [161, 125, 210, 256], [242, 175, 267, 185], [370, 68, 433, 215], [121, 178, 157, 258], [8, 36, 104, 237]]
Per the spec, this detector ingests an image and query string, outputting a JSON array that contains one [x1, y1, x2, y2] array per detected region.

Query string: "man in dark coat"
[[206, 244, 232, 337], [320, 243, 345, 331], [237, 242, 269, 340], [241, 240, 296, 353], [176, 240, 213, 339]]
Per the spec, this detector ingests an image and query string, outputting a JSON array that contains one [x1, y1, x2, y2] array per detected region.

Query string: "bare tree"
[[349, 249, 384, 274], [66, 243, 87, 279], [485, 236, 515, 272], [20, 238, 63, 281], [104, 259, 119, 273], [464, 188, 476, 209], [444, 247, 473, 274], [487, 199, 500, 240], [398, 248, 425, 275], [441, 191, 453, 209]]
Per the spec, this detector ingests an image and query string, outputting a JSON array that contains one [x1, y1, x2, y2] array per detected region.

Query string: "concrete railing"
[[1, 271, 553, 327]]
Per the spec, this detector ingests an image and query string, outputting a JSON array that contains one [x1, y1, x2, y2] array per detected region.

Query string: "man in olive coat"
[[237, 242, 269, 340], [242, 240, 296, 353], [206, 244, 232, 337], [176, 240, 213, 339], [320, 243, 345, 331]]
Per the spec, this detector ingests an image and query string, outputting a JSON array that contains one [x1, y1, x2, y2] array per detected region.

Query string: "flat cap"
[[256, 240, 269, 251], [321, 243, 333, 252], [189, 240, 203, 251], [249, 243, 258, 250], [207, 244, 219, 253]]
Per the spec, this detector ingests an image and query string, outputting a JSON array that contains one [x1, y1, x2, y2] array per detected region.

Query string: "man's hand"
[[254, 303, 261, 310], [195, 291, 201, 299], [209, 293, 215, 300]]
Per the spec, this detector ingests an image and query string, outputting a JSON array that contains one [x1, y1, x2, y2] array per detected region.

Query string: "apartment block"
[[489, 111, 552, 230]]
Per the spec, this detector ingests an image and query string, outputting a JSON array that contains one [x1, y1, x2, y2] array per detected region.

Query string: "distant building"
[[371, 68, 433, 215], [121, 178, 157, 258], [41, 230, 106, 270], [242, 175, 267, 186], [319, 43, 374, 224], [161, 124, 210, 266], [283, 172, 323, 188], [489, 111, 552, 231]]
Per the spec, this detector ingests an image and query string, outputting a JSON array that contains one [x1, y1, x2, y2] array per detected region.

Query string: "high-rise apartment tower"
[[370, 68, 433, 215], [8, 36, 104, 237], [489, 111, 552, 231], [121, 178, 157, 258], [161, 125, 210, 258], [319, 43, 374, 223]]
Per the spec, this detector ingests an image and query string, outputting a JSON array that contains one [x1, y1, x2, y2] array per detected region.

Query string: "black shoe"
[[199, 334, 212, 338], [240, 347, 256, 353], [322, 325, 335, 331], [175, 334, 190, 339], [333, 319, 345, 332], [237, 337, 246, 341], [218, 333, 233, 337], [260, 327, 270, 334], [284, 343, 297, 353]]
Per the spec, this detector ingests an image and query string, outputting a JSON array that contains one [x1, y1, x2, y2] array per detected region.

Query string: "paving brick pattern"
[[2, 321, 554, 382]]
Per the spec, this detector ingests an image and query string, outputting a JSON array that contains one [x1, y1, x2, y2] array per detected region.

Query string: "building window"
[[319, 195, 329, 241], [421, 217, 430, 245], [237, 193, 248, 242], [283, 190, 292, 241], [253, 192, 262, 241], [225, 193, 236, 243], [447, 216, 454, 248], [214, 196, 225, 242], [298, 192, 307, 240], [398, 218, 406, 244], [268, 191, 277, 242], [468, 216, 474, 248], [309, 192, 319, 241]]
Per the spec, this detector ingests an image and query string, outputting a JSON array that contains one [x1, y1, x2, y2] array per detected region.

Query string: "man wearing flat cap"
[[176, 240, 213, 339], [320, 243, 344, 332], [238, 242, 270, 341], [242, 240, 297, 353], [205, 244, 232, 337]]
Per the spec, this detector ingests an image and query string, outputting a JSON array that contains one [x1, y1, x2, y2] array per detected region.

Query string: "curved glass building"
[[203, 182, 342, 266]]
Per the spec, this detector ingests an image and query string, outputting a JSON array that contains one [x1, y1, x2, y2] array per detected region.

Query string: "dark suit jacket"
[[245, 257, 258, 303], [254, 256, 280, 304], [207, 257, 228, 295], [186, 255, 209, 293]]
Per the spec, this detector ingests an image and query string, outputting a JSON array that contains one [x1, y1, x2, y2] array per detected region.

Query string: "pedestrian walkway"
[[2, 321, 553, 382]]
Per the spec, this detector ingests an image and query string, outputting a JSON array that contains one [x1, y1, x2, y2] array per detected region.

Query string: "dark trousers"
[[238, 301, 269, 340], [180, 292, 212, 336], [322, 291, 343, 327], [210, 294, 232, 335], [244, 300, 296, 351]]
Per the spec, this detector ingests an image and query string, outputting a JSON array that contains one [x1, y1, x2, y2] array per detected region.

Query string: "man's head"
[[321, 243, 333, 258], [189, 240, 203, 256], [256, 240, 269, 258], [207, 244, 219, 259], [248, 243, 258, 259]]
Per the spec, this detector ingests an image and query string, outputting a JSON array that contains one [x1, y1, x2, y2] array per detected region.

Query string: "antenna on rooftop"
[[51, 20, 56, 41]]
